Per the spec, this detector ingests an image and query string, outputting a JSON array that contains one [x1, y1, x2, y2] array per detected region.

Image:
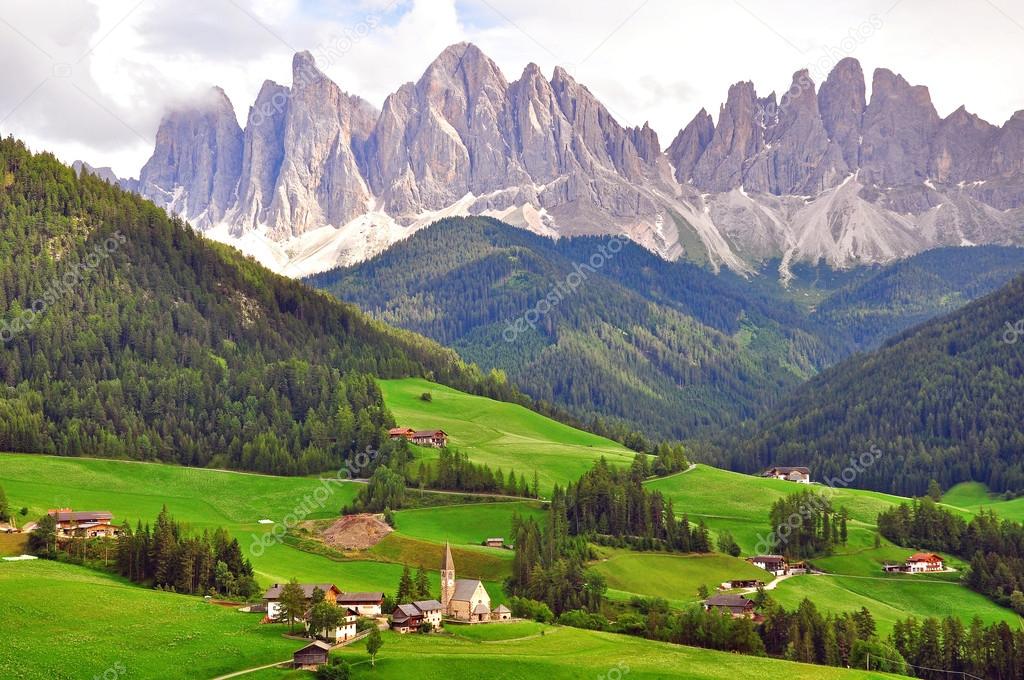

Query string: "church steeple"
[[440, 541, 456, 614]]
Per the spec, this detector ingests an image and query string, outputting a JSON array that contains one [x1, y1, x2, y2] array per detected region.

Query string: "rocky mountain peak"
[[136, 46, 1024, 278]]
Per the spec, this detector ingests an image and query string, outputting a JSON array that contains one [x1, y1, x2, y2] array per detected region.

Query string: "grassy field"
[[392, 500, 545, 546], [771, 573, 1023, 635], [943, 482, 1024, 522], [379, 378, 638, 491], [309, 627, 904, 680], [591, 549, 770, 605], [644, 464, 1020, 633], [0, 453, 421, 591], [0, 559, 302, 680]]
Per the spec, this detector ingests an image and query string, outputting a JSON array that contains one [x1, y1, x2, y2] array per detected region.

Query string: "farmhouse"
[[411, 429, 448, 448], [388, 427, 415, 440], [337, 591, 385, 617], [292, 641, 331, 669], [262, 583, 340, 620], [762, 466, 811, 483], [484, 537, 505, 548], [704, 595, 756, 619], [47, 509, 118, 537], [441, 542, 491, 621], [391, 603, 425, 633], [747, 555, 789, 576], [884, 552, 945, 574], [304, 606, 358, 643], [413, 599, 444, 628]]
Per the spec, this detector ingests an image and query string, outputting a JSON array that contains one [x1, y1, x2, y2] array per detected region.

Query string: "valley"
[[1, 14, 1023, 677]]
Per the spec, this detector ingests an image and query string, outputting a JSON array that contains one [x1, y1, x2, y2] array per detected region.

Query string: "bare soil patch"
[[319, 513, 393, 550]]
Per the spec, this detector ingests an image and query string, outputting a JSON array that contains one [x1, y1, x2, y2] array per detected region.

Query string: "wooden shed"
[[292, 640, 331, 668]]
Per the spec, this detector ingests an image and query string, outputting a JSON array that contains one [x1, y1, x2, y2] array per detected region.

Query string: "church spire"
[[442, 540, 455, 571], [440, 540, 456, 615]]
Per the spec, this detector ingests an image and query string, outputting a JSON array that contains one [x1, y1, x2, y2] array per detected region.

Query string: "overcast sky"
[[2, 0, 1022, 178]]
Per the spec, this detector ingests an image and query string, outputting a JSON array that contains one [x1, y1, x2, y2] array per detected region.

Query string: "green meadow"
[[0, 452, 519, 604], [643, 464, 1021, 632], [771, 573, 1023, 635], [319, 627, 903, 680], [379, 378, 638, 491], [0, 559, 301, 680], [591, 549, 770, 605], [392, 501, 545, 547], [943, 481, 1024, 522]]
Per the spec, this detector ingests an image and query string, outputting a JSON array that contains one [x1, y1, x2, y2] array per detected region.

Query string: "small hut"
[[292, 640, 331, 669]]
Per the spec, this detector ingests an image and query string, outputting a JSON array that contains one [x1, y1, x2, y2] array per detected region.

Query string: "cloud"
[[1, 0, 1022, 178]]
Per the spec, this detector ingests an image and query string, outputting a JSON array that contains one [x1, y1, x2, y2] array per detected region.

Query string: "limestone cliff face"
[[139, 87, 243, 227], [138, 45, 1024, 277]]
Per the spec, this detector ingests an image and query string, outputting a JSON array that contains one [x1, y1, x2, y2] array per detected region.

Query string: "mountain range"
[[121, 43, 1024, 278]]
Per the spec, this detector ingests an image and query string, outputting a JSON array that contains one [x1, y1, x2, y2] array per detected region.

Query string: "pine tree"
[[395, 565, 414, 603]]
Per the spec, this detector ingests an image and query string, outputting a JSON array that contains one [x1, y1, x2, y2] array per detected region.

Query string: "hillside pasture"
[[0, 559, 300, 680], [379, 378, 638, 491]]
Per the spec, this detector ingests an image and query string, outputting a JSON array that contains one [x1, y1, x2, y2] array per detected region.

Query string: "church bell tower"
[[440, 541, 456, 614]]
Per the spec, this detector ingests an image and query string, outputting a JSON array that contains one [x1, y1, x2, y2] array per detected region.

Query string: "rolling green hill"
[[591, 548, 770, 606], [641, 465, 1021, 633], [0, 453, 508, 595], [380, 377, 638, 491], [942, 482, 1024, 522], [0, 560, 301, 680], [266, 626, 906, 680]]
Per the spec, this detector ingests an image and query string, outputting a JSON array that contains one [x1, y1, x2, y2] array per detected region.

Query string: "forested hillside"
[[310, 217, 842, 439], [0, 138, 503, 475], [725, 274, 1024, 496], [811, 246, 1024, 349]]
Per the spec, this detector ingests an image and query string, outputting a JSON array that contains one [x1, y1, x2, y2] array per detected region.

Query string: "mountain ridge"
[[130, 44, 1024, 278]]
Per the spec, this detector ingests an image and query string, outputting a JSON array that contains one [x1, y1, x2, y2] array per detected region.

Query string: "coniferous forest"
[[0, 138, 518, 475]]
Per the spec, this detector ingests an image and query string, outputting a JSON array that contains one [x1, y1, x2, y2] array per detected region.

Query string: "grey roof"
[[493, 604, 511, 613], [451, 579, 483, 602], [295, 641, 332, 654], [263, 583, 338, 600], [764, 466, 810, 475], [705, 595, 754, 608], [394, 603, 422, 620], [337, 592, 384, 603], [413, 599, 443, 612], [49, 510, 112, 522], [442, 542, 455, 571], [473, 602, 491, 614]]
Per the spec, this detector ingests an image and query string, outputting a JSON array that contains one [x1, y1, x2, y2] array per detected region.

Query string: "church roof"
[[452, 579, 484, 602], [442, 541, 454, 571], [473, 602, 490, 614]]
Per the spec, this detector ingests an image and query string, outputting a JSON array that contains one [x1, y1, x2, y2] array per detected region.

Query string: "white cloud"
[[1, 0, 1022, 178]]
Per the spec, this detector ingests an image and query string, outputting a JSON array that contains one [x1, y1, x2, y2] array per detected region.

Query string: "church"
[[440, 542, 492, 621]]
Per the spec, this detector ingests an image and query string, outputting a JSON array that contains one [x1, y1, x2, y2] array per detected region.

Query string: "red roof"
[[908, 552, 942, 563]]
